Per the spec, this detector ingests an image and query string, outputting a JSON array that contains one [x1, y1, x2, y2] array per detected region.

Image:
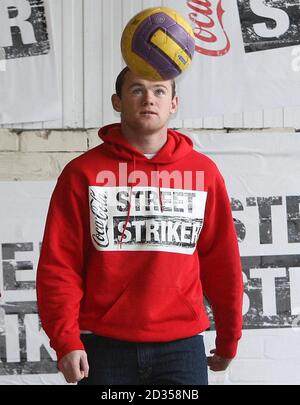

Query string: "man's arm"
[[198, 169, 244, 364], [36, 164, 89, 365]]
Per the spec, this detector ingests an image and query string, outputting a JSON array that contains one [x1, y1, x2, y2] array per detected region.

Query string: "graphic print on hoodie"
[[89, 186, 207, 254], [37, 123, 243, 362]]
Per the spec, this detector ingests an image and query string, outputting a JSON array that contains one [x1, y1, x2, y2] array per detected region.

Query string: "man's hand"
[[207, 349, 232, 371], [58, 350, 89, 383]]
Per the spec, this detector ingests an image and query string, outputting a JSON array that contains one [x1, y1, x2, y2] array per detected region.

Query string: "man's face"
[[112, 70, 178, 135]]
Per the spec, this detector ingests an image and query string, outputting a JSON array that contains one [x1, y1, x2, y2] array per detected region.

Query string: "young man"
[[37, 67, 243, 385]]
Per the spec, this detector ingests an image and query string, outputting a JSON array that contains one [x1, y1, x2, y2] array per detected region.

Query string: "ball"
[[121, 7, 195, 81]]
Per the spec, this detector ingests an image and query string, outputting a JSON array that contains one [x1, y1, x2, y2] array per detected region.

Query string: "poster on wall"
[[0, 0, 60, 124], [0, 132, 300, 383], [0, 181, 62, 383], [190, 132, 300, 330], [166, 0, 300, 118]]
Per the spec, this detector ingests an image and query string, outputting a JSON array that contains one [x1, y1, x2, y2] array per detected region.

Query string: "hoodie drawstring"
[[119, 156, 162, 248], [156, 163, 162, 212], [119, 155, 136, 248]]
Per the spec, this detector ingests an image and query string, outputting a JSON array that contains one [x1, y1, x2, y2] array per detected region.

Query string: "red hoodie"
[[37, 124, 243, 362]]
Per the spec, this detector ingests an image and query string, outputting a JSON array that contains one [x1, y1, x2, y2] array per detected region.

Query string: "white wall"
[[0, 0, 300, 385], [206, 328, 300, 385]]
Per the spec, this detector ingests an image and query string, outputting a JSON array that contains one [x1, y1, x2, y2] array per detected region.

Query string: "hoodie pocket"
[[174, 288, 200, 321], [100, 284, 200, 327]]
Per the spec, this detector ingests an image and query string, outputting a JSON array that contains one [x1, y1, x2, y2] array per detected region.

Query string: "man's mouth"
[[140, 111, 158, 116]]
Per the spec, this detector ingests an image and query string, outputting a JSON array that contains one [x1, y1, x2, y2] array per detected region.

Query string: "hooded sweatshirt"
[[37, 123, 243, 362]]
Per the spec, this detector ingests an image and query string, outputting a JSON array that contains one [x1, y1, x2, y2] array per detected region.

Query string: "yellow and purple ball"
[[121, 7, 195, 81]]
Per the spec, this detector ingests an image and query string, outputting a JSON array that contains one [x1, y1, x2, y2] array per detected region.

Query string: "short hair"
[[115, 66, 176, 99]]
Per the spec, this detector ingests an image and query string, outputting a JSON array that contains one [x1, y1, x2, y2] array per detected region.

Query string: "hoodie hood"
[[98, 123, 193, 164], [98, 123, 195, 246]]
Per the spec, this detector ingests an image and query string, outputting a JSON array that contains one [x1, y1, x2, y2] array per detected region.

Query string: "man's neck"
[[121, 123, 168, 154]]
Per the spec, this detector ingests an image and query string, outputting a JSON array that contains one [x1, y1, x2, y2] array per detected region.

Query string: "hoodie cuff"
[[54, 337, 85, 363], [215, 336, 240, 359]]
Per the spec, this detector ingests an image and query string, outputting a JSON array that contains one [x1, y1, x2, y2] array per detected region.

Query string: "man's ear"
[[111, 94, 122, 112], [170, 95, 179, 114]]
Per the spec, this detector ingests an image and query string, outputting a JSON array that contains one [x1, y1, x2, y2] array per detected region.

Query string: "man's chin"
[[131, 121, 164, 134]]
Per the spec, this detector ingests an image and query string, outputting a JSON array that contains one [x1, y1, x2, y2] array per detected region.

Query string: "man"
[[37, 67, 243, 385]]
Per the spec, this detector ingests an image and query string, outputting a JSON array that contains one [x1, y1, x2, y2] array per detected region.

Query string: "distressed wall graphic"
[[0, 0, 60, 124], [0, 182, 57, 377], [242, 254, 300, 329], [0, 242, 56, 375], [237, 0, 300, 53], [0, 0, 50, 60]]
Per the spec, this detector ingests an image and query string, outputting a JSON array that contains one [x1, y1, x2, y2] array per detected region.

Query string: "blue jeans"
[[78, 334, 208, 385]]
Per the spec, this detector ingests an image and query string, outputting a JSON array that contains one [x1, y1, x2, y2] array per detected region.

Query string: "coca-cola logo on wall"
[[186, 0, 230, 56], [186, 0, 300, 57]]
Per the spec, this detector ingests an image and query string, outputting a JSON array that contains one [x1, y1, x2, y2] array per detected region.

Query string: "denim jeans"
[[78, 334, 208, 385]]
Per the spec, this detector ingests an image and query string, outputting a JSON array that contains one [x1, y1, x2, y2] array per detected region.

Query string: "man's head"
[[112, 67, 178, 135], [115, 66, 176, 100]]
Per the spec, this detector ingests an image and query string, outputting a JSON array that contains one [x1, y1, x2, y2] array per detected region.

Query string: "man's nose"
[[142, 90, 154, 105]]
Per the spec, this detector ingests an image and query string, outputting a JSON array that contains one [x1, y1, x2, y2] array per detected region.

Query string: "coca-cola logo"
[[186, 0, 230, 56], [89, 189, 109, 248]]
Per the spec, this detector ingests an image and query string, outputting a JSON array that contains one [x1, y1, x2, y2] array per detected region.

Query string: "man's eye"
[[132, 88, 143, 95], [155, 89, 166, 96]]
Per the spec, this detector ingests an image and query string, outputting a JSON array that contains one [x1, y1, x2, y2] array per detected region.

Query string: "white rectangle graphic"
[[89, 186, 207, 255]]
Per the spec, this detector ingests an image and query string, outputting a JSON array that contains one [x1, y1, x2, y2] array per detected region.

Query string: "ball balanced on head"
[[121, 7, 195, 81]]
